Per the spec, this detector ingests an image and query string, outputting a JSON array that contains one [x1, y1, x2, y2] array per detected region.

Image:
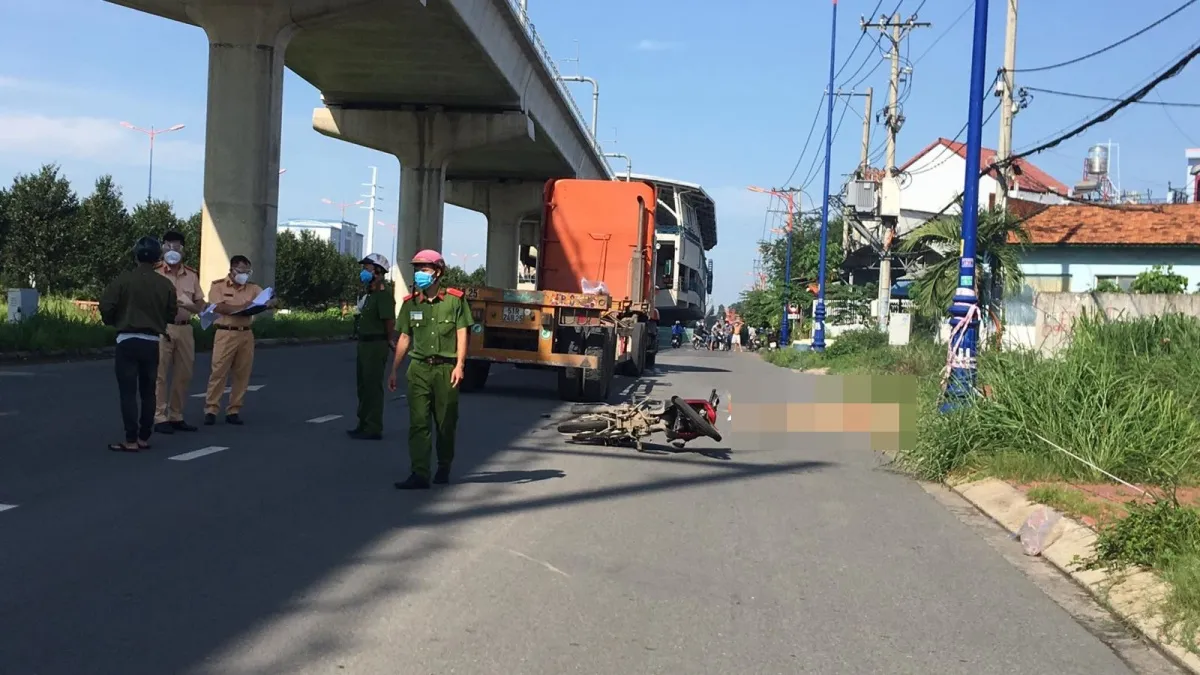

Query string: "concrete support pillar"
[[313, 108, 534, 301], [191, 5, 296, 290], [443, 182, 542, 289]]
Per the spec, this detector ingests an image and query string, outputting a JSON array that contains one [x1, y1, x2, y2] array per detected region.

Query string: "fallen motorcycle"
[[556, 389, 723, 450]]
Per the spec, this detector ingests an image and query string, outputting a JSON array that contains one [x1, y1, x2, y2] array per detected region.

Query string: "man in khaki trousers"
[[153, 230, 206, 434], [203, 255, 276, 425]]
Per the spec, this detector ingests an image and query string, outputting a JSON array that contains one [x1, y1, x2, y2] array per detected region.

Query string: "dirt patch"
[[1010, 481, 1200, 529]]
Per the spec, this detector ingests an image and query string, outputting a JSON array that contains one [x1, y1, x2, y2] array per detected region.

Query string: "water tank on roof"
[[1086, 144, 1109, 175]]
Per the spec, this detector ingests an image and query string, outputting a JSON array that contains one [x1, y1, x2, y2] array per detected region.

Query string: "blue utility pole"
[[781, 215, 793, 345], [812, 0, 838, 353], [941, 0, 991, 412]]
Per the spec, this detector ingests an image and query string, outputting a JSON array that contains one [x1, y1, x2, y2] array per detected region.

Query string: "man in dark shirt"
[[99, 237, 177, 452]]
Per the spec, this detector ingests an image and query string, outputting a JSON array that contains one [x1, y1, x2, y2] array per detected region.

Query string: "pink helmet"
[[411, 249, 445, 267]]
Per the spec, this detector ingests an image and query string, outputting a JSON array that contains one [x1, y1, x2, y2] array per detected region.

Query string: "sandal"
[[108, 442, 139, 453], [136, 440, 151, 450]]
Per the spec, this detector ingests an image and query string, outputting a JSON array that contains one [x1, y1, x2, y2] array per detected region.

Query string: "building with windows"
[[277, 219, 364, 258], [617, 174, 719, 323], [1004, 201, 1200, 346]]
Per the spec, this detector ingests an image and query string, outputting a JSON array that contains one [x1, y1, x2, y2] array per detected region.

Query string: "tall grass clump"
[[901, 311, 1200, 484]]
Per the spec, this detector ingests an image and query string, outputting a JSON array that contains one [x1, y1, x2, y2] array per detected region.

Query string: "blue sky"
[[1, 0, 1197, 307]]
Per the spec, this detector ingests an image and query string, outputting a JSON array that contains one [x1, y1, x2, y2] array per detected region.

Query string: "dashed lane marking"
[[169, 446, 230, 462], [306, 414, 343, 424], [0, 504, 18, 513], [191, 385, 264, 398]]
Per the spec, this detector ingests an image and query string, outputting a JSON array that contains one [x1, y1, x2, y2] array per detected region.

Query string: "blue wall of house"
[[1005, 246, 1200, 327]]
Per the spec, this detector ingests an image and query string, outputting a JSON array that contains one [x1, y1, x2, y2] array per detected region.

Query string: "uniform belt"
[[417, 355, 455, 365], [215, 325, 252, 332], [172, 320, 191, 326], [358, 334, 388, 342]]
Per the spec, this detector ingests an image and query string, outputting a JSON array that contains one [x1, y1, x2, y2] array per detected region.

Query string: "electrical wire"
[[1155, 90, 1200, 146], [1021, 85, 1200, 108], [779, 94, 827, 188], [801, 96, 855, 190], [913, 1, 972, 65], [835, 0, 884, 83], [1013, 0, 1197, 73], [914, 44, 1200, 229]]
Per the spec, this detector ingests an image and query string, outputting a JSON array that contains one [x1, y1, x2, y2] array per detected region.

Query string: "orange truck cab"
[[459, 178, 659, 402]]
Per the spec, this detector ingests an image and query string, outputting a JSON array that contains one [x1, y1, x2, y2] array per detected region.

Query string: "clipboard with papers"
[[199, 287, 274, 330]]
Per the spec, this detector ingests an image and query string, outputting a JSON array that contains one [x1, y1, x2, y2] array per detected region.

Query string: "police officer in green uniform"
[[388, 249, 473, 489], [348, 253, 396, 441]]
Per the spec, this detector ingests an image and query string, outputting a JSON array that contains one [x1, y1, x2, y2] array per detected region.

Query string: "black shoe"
[[394, 473, 431, 490], [170, 421, 198, 432], [347, 430, 383, 441], [346, 427, 362, 437], [433, 466, 451, 485], [203, 413, 216, 426], [153, 422, 175, 434], [225, 414, 243, 425]]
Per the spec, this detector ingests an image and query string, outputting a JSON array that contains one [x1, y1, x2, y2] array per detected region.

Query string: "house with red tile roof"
[[1003, 201, 1200, 346], [893, 137, 1071, 238]]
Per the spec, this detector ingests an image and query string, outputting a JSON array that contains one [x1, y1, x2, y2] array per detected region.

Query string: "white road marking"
[[169, 446, 230, 462], [306, 414, 343, 424], [498, 546, 570, 578], [0, 504, 18, 513], [191, 384, 264, 398]]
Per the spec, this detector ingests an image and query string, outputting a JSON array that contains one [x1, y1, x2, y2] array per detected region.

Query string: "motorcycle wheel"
[[557, 416, 611, 434], [669, 396, 723, 442]]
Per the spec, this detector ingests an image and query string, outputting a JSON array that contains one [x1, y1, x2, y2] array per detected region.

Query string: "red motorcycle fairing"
[[666, 398, 720, 442]]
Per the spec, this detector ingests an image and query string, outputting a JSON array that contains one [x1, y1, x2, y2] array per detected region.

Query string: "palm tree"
[[898, 202, 1030, 320]]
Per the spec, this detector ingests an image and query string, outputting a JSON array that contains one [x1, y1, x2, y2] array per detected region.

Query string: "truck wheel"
[[579, 344, 608, 402], [557, 367, 583, 401], [460, 361, 491, 393]]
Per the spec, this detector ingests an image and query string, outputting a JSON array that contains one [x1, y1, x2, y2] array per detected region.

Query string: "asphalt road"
[[0, 344, 1176, 674]]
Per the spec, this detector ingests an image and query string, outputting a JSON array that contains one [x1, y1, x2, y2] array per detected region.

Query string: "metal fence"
[[505, 2, 607, 166]]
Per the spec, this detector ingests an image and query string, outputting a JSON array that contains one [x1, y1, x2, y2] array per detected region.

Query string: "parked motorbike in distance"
[[671, 333, 682, 348], [692, 334, 704, 349]]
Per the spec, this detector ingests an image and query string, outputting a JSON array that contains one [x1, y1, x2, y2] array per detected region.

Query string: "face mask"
[[360, 270, 375, 284], [233, 273, 250, 285], [163, 251, 182, 265], [413, 271, 435, 290]]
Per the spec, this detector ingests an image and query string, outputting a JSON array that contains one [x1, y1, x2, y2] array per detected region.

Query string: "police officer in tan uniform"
[[153, 230, 205, 434], [203, 255, 275, 425]]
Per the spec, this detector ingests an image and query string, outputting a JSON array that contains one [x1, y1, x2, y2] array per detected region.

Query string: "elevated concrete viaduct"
[[104, 0, 612, 298]]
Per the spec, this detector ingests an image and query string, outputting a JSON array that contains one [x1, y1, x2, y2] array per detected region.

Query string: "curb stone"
[[951, 477, 1200, 673], [0, 335, 355, 365]]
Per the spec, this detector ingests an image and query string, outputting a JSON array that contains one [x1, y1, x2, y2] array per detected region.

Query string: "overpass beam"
[[190, 5, 297, 290], [313, 108, 534, 296], [444, 182, 543, 289]]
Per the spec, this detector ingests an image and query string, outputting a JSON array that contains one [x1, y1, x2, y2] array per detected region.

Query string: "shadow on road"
[[0, 344, 824, 675], [459, 469, 567, 484]]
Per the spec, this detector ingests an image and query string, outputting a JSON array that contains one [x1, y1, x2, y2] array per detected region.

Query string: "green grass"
[[1024, 485, 1112, 522], [0, 297, 354, 354]]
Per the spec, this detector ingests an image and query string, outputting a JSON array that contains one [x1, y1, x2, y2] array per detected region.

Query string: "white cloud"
[[634, 39, 682, 52], [0, 113, 203, 169]]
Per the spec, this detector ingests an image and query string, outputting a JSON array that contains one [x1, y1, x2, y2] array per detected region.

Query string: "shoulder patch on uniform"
[[445, 287, 464, 298], [183, 265, 198, 274], [402, 293, 414, 302]]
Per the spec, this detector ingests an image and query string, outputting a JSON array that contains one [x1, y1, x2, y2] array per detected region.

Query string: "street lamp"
[[119, 121, 185, 202], [321, 197, 364, 222], [452, 252, 479, 271], [748, 185, 799, 346]]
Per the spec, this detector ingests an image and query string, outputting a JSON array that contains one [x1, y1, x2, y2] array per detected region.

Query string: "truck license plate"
[[502, 305, 528, 323]]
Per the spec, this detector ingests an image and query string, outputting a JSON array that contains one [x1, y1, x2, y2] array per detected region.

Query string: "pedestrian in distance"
[[98, 236, 177, 452], [388, 249, 473, 490], [153, 230, 206, 434], [348, 253, 396, 441], [203, 255, 277, 426]]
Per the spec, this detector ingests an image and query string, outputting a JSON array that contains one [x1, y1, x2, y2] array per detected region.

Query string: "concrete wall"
[[1007, 291, 1200, 355], [1002, 246, 1200, 349]]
